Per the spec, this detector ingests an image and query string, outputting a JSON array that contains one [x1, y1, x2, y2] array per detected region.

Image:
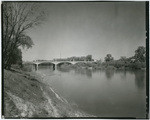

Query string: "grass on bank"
[[4, 67, 91, 118]]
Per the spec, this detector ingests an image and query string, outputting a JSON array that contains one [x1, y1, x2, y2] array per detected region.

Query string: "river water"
[[35, 66, 146, 118]]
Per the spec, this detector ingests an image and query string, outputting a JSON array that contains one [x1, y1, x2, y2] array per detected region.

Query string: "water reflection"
[[35, 66, 146, 118], [57, 67, 71, 72], [34, 65, 146, 90], [32, 64, 55, 71], [105, 69, 114, 80], [134, 70, 145, 89], [115, 70, 127, 80], [74, 69, 92, 78], [85, 69, 92, 78]]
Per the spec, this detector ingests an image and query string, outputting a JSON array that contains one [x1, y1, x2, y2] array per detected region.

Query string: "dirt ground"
[[3, 69, 92, 118]]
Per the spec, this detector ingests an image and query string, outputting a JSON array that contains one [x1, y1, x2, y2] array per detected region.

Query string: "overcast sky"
[[22, 2, 146, 61]]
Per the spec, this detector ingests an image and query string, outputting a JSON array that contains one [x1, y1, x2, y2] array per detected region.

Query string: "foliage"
[[53, 55, 93, 61], [119, 56, 127, 62], [105, 54, 114, 62], [21, 64, 33, 72], [86, 55, 92, 61], [11, 47, 22, 65], [3, 2, 45, 69], [101, 46, 146, 69], [134, 46, 146, 62]]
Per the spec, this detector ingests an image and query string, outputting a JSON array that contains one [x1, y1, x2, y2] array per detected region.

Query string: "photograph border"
[[1, 1, 149, 119]]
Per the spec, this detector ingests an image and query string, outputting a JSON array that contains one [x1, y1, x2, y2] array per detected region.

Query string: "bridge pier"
[[35, 64, 38, 71], [53, 64, 55, 70], [34, 63, 56, 71]]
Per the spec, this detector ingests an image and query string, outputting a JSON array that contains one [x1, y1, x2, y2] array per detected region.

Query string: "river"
[[34, 65, 146, 118]]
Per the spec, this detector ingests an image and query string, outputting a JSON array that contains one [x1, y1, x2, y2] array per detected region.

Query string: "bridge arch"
[[33, 61, 56, 70], [38, 62, 55, 66]]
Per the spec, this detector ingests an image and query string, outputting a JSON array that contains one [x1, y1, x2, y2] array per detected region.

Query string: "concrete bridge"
[[31, 60, 96, 70]]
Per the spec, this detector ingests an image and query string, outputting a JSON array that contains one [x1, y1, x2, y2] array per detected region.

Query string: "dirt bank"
[[3, 69, 92, 118]]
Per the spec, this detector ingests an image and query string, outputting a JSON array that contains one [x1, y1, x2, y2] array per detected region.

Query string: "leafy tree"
[[134, 46, 146, 62], [10, 47, 22, 66], [80, 56, 86, 61], [120, 56, 126, 61], [3, 2, 45, 69], [105, 54, 114, 62], [86, 55, 92, 61]]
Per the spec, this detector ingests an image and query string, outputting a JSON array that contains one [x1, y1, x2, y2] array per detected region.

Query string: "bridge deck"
[[32, 60, 95, 65]]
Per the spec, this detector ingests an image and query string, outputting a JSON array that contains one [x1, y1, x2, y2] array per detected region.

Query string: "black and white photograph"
[[2, 1, 148, 119]]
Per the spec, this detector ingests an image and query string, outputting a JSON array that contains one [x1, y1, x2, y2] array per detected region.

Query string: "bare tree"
[[3, 2, 45, 69]]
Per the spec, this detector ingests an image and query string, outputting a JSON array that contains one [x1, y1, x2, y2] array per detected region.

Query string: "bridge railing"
[[32, 60, 96, 64]]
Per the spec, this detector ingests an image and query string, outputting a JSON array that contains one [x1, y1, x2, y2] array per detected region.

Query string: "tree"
[[86, 55, 92, 61], [80, 56, 86, 61], [119, 56, 127, 63], [120, 56, 126, 61], [105, 54, 114, 62], [10, 47, 22, 67], [134, 46, 146, 62], [3, 2, 45, 69]]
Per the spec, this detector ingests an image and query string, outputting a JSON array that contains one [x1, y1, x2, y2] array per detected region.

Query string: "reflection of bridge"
[[32, 60, 96, 70]]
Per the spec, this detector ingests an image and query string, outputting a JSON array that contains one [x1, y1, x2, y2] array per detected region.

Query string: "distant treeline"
[[53, 55, 93, 61], [102, 46, 146, 69], [55, 46, 146, 70]]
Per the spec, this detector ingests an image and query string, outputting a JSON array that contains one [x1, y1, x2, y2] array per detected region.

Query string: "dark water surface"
[[35, 66, 146, 118]]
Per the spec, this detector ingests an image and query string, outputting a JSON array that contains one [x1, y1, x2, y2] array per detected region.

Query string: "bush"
[[21, 64, 32, 72], [101, 61, 146, 70]]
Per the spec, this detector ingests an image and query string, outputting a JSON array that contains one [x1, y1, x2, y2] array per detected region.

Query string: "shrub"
[[21, 64, 32, 72]]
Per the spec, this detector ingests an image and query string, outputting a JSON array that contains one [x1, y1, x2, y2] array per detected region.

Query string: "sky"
[[22, 2, 146, 61]]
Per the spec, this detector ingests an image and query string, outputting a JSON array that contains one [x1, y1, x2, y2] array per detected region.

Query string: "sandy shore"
[[4, 69, 93, 118]]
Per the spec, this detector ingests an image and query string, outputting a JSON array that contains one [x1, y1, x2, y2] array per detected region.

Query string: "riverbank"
[[4, 68, 92, 118]]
